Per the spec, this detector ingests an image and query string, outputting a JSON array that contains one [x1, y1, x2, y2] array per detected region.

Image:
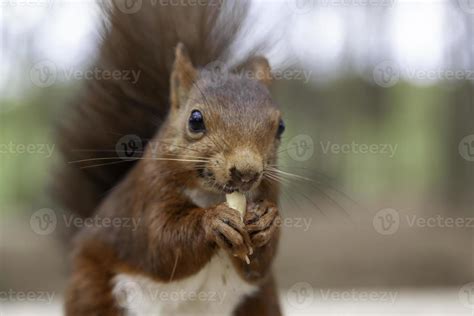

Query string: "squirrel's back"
[[55, 0, 251, 219]]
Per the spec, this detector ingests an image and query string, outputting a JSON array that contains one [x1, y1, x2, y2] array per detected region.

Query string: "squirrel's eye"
[[277, 119, 285, 138], [189, 110, 206, 133]]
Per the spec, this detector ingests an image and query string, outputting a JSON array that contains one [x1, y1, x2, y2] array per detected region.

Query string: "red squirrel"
[[56, 1, 284, 315]]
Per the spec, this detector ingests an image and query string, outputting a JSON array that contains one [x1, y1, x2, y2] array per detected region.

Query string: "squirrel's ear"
[[171, 43, 197, 109], [236, 56, 272, 87]]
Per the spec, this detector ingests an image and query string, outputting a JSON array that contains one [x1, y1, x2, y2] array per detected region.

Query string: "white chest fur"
[[112, 250, 257, 316], [112, 189, 257, 316]]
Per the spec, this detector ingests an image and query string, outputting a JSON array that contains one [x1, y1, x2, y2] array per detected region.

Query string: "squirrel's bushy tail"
[[55, 0, 250, 219]]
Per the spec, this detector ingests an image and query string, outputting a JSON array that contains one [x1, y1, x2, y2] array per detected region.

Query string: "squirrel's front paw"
[[202, 204, 253, 262], [244, 200, 280, 248]]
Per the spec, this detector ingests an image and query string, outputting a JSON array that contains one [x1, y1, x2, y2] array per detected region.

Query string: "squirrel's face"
[[167, 44, 284, 194], [173, 75, 284, 194]]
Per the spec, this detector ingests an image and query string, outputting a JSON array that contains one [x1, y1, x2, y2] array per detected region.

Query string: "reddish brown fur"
[[55, 0, 253, 220], [59, 1, 283, 315]]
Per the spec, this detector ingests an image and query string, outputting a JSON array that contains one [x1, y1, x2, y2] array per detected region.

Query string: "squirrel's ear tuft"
[[171, 43, 197, 109], [237, 56, 272, 87]]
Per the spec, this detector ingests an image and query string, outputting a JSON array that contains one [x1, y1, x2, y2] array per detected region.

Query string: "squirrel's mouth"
[[214, 183, 254, 194], [196, 167, 257, 194], [217, 184, 238, 194]]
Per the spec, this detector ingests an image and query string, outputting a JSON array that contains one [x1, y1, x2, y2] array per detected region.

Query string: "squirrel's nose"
[[230, 167, 260, 186]]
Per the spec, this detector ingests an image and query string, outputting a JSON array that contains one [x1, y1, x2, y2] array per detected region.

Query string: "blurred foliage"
[[0, 85, 77, 213], [275, 78, 472, 208], [279, 80, 440, 190]]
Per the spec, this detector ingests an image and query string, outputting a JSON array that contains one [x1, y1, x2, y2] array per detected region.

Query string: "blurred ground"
[[1, 202, 472, 315], [1, 289, 471, 316]]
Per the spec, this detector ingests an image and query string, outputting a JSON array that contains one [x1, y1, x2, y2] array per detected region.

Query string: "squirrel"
[[56, 1, 284, 315]]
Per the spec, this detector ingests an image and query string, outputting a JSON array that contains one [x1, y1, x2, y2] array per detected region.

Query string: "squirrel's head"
[[165, 43, 284, 194]]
